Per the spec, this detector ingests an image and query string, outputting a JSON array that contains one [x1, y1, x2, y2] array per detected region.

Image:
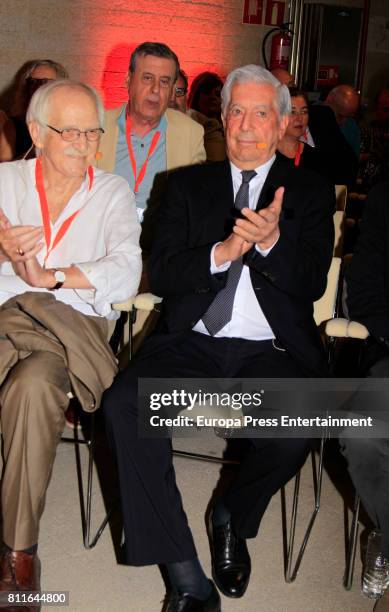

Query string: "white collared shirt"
[[0, 159, 142, 319], [194, 157, 276, 340]]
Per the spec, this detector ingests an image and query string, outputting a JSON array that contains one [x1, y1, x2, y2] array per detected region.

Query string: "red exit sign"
[[242, 0, 264, 25], [265, 1, 286, 26]]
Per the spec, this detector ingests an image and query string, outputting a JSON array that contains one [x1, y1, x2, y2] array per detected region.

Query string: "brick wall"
[[0, 0, 269, 111], [1, 0, 387, 112]]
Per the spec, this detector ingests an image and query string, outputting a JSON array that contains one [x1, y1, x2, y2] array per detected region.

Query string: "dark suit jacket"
[[309, 105, 359, 188], [148, 155, 335, 376], [347, 181, 389, 340], [277, 146, 335, 191]]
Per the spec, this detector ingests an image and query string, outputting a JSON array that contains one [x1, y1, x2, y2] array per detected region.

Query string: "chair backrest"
[[314, 257, 341, 326], [335, 185, 347, 211], [325, 317, 369, 339], [333, 210, 345, 257]]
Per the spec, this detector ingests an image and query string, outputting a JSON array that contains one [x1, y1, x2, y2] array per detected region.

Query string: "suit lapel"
[[199, 156, 292, 236], [255, 154, 291, 211], [166, 110, 181, 171], [203, 159, 234, 212], [198, 160, 235, 237]]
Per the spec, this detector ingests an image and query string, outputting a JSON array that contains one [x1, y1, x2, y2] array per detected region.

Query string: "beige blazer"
[[96, 106, 206, 173]]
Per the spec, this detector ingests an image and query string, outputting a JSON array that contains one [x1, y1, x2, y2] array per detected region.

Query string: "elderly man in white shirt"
[[0, 80, 141, 597]]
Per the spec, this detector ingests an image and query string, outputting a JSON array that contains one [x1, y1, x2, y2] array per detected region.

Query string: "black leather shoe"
[[164, 581, 221, 611], [208, 511, 251, 598]]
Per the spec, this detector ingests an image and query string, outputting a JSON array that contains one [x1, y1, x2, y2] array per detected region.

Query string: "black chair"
[[125, 256, 342, 581], [325, 316, 369, 589]]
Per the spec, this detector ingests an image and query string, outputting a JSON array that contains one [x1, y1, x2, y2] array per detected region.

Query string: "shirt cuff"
[[74, 262, 110, 317], [210, 242, 231, 273], [255, 235, 280, 257]]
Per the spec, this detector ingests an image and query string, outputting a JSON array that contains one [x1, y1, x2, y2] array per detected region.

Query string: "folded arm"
[[1, 185, 142, 316]]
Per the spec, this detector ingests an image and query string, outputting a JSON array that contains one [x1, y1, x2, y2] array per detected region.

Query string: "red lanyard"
[[35, 157, 94, 262], [294, 141, 303, 167], [125, 112, 161, 193]]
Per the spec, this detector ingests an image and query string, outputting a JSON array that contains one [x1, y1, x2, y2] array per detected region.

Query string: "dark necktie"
[[202, 170, 257, 336]]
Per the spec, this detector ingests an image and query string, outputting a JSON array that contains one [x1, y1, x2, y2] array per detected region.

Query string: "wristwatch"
[[49, 269, 66, 291]]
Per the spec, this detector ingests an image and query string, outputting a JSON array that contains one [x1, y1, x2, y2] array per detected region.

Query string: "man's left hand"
[[233, 186, 284, 250]]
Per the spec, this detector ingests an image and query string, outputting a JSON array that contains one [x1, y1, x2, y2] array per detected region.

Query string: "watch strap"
[[49, 281, 64, 291], [48, 269, 65, 291]]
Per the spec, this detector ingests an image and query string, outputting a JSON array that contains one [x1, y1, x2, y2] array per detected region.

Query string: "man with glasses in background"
[[169, 69, 189, 114], [0, 80, 141, 598]]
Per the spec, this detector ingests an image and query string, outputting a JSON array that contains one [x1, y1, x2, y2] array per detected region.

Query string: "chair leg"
[[343, 493, 361, 590], [128, 305, 137, 363], [284, 436, 325, 582], [63, 412, 112, 549]]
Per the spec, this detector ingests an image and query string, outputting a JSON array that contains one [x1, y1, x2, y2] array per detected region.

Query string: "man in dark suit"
[[308, 103, 359, 188], [103, 64, 335, 612], [341, 181, 389, 611]]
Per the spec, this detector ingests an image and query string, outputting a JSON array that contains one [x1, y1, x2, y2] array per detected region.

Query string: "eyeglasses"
[[174, 86, 187, 97], [46, 124, 105, 142]]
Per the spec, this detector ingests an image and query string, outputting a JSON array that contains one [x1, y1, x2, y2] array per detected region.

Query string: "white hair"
[[221, 64, 291, 118], [26, 80, 105, 130]]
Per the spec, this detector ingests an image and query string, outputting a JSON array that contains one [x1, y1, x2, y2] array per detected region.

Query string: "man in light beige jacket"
[[98, 102, 206, 173], [96, 42, 206, 254]]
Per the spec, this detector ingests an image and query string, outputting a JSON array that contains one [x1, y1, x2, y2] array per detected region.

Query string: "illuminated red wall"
[[80, 0, 265, 108], [1, 1, 388, 109], [0, 1, 266, 111]]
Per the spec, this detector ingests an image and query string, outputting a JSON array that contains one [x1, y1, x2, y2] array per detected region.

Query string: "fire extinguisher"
[[262, 23, 293, 71]]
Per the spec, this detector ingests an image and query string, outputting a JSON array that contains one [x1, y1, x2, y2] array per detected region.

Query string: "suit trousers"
[[103, 330, 310, 566], [340, 348, 389, 559]]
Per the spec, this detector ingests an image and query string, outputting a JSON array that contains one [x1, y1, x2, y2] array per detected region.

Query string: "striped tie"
[[202, 170, 257, 336]]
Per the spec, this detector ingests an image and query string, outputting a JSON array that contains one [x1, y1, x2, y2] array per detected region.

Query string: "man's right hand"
[[214, 233, 252, 267]]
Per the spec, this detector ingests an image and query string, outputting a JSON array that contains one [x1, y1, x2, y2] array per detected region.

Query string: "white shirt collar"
[[230, 154, 276, 183]]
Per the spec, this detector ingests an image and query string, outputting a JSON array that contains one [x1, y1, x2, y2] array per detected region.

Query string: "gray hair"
[[26, 80, 105, 130], [221, 64, 291, 118]]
